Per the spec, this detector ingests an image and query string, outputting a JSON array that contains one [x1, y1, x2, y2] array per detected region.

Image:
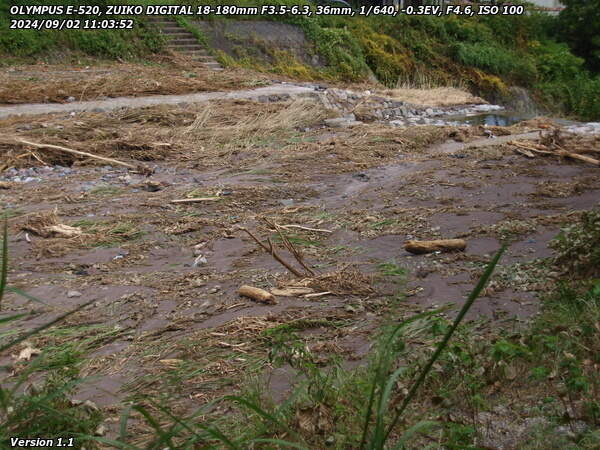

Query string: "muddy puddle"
[[447, 111, 532, 126]]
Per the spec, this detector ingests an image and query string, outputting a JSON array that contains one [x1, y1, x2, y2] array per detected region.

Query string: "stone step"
[[203, 61, 223, 69], [169, 44, 206, 51], [169, 38, 200, 45], [185, 49, 210, 55], [160, 27, 188, 34], [165, 32, 194, 37], [149, 21, 179, 28], [190, 54, 214, 61], [147, 18, 177, 24]]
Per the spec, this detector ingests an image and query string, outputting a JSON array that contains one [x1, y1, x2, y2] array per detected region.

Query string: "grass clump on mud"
[[0, 228, 104, 445], [551, 209, 600, 278]]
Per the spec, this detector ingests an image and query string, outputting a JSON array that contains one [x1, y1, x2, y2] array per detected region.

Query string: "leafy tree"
[[558, 0, 600, 72]]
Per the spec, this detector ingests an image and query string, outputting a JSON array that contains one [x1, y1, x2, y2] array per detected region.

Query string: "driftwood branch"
[[15, 138, 155, 174], [238, 285, 277, 304], [510, 140, 599, 166], [239, 227, 304, 277], [405, 239, 467, 255], [273, 225, 316, 277], [264, 218, 316, 277], [279, 224, 332, 233]]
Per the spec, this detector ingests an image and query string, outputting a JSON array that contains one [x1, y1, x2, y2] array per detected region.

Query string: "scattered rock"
[[352, 173, 370, 182], [67, 290, 82, 298], [142, 180, 162, 192], [17, 345, 42, 362], [193, 255, 208, 267], [324, 117, 362, 128]]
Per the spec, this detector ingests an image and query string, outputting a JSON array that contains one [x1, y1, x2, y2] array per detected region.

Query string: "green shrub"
[[454, 42, 537, 85]]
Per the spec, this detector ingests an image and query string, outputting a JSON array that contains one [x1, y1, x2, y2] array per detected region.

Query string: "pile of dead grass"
[[16, 210, 144, 258], [179, 98, 330, 153], [0, 98, 329, 169], [0, 58, 274, 105], [309, 265, 375, 296], [378, 87, 486, 107]]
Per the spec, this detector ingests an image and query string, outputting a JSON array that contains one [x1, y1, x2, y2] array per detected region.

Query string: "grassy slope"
[[0, 0, 164, 64]]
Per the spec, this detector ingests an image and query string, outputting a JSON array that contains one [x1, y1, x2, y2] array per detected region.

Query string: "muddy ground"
[[1, 90, 599, 441]]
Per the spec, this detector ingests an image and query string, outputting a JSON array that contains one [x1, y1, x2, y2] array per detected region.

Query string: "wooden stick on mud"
[[171, 197, 220, 204], [270, 222, 316, 277], [15, 138, 137, 170], [555, 149, 600, 166], [405, 239, 467, 255], [280, 224, 333, 233], [510, 140, 599, 166], [239, 227, 304, 277], [238, 285, 277, 304]]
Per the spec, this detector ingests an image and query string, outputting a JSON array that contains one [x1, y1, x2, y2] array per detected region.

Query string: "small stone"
[[66, 96, 76, 103], [142, 180, 162, 192], [67, 290, 82, 298], [280, 199, 294, 207], [192, 255, 207, 267], [352, 173, 370, 182], [83, 400, 99, 411]]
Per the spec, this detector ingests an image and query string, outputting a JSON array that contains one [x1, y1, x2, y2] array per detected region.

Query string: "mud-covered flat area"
[[1, 91, 599, 442]]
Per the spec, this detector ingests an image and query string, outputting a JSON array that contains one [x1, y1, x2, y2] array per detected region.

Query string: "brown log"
[[405, 239, 466, 255], [238, 285, 277, 304], [555, 149, 599, 166]]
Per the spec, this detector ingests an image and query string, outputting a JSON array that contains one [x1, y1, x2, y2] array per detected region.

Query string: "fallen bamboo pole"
[[15, 138, 137, 170], [280, 224, 333, 233]]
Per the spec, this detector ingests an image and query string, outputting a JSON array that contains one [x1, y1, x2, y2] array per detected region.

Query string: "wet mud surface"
[[1, 98, 599, 417]]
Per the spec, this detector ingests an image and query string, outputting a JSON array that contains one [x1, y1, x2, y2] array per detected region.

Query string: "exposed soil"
[[1, 87, 599, 440]]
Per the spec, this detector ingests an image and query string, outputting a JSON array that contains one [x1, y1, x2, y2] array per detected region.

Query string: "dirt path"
[[0, 83, 316, 118]]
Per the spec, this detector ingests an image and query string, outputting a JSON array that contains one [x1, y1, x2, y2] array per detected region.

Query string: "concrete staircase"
[[146, 17, 223, 71]]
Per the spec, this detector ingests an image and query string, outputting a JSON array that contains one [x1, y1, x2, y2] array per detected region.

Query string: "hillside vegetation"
[[1, 0, 598, 120], [250, 3, 600, 120], [0, 0, 164, 63]]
